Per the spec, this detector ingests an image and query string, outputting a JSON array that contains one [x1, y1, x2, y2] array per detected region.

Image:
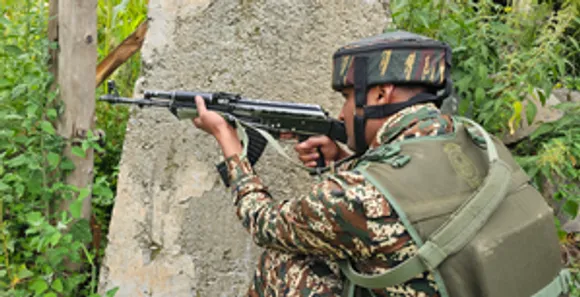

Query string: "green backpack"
[[339, 117, 570, 297]]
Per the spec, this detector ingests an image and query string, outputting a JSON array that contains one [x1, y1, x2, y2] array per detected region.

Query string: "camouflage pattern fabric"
[[331, 31, 451, 92], [226, 103, 453, 297]]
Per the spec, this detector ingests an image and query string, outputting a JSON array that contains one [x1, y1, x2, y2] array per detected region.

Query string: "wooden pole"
[[48, 0, 58, 81], [52, 0, 97, 232]]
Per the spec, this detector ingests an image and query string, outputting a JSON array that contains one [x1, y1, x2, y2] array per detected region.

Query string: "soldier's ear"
[[378, 84, 395, 104]]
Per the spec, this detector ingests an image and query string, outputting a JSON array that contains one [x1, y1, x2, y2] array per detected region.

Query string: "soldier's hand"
[[192, 96, 232, 137], [192, 96, 242, 158], [294, 136, 347, 167]]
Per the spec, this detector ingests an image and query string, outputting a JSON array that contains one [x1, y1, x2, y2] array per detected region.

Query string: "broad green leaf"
[[93, 182, 114, 199], [530, 124, 553, 140], [48, 231, 62, 246], [106, 287, 120, 297], [0, 16, 10, 26], [0, 79, 10, 89], [4, 45, 23, 55], [43, 292, 57, 297], [475, 87, 485, 105], [40, 121, 55, 135], [14, 135, 28, 144], [525, 100, 537, 126], [508, 101, 523, 135], [51, 278, 63, 293], [568, 36, 580, 51], [69, 198, 83, 219], [563, 200, 579, 218], [47, 152, 60, 169], [26, 212, 44, 226], [60, 159, 75, 170], [27, 105, 39, 118], [30, 278, 48, 295], [46, 108, 57, 120], [82, 140, 90, 152], [16, 265, 34, 279], [48, 41, 58, 50], [70, 219, 92, 244], [78, 187, 91, 200], [477, 64, 488, 80], [0, 182, 9, 191], [27, 171, 43, 194], [6, 154, 29, 168], [71, 146, 85, 158], [537, 89, 547, 105]]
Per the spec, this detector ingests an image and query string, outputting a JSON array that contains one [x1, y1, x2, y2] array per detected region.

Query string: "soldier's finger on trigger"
[[310, 135, 330, 148], [294, 142, 314, 154], [298, 152, 314, 163]]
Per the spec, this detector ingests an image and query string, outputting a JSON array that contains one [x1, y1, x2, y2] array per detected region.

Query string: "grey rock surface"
[[98, 1, 389, 296]]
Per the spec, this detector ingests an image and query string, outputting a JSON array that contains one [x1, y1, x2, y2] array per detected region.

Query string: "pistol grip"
[[216, 127, 267, 187], [315, 147, 325, 168]]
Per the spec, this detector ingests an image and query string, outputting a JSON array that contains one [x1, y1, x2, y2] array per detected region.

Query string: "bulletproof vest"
[[340, 118, 567, 297]]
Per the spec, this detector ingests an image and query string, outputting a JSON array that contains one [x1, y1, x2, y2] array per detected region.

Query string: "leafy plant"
[[515, 103, 580, 225], [390, 0, 579, 135], [0, 0, 144, 295], [0, 1, 101, 296]]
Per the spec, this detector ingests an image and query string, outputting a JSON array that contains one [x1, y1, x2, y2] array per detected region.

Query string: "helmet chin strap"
[[352, 57, 452, 155], [353, 56, 369, 155]]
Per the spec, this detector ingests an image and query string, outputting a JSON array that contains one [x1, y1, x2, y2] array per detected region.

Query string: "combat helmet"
[[331, 31, 453, 153]]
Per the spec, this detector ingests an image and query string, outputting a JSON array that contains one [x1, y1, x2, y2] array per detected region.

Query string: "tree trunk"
[[50, 0, 97, 269]]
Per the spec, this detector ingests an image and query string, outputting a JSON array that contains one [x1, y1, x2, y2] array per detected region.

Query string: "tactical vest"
[[340, 117, 569, 297]]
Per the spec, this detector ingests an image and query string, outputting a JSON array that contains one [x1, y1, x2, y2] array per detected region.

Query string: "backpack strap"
[[340, 117, 512, 295]]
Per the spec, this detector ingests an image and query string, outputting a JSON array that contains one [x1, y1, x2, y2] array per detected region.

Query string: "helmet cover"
[[331, 31, 452, 91]]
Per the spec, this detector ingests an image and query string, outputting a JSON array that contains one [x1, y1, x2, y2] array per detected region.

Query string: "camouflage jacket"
[[226, 103, 453, 297]]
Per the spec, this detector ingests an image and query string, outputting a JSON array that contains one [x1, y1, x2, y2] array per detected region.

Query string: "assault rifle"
[[99, 81, 347, 186]]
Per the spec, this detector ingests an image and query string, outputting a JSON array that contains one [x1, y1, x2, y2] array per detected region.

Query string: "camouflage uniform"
[[226, 103, 453, 297]]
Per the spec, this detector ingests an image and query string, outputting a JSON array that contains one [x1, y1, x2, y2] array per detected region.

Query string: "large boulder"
[[98, 1, 390, 296]]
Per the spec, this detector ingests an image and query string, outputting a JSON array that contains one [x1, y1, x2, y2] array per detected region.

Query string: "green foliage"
[[564, 75, 580, 91], [0, 1, 94, 295], [514, 103, 580, 220], [0, 0, 138, 295], [390, 0, 579, 135]]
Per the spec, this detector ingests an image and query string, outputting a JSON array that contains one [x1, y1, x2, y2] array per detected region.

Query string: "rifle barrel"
[[144, 90, 214, 101], [99, 95, 170, 107]]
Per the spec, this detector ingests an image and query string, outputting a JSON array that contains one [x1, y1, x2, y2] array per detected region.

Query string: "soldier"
[[192, 31, 567, 297]]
